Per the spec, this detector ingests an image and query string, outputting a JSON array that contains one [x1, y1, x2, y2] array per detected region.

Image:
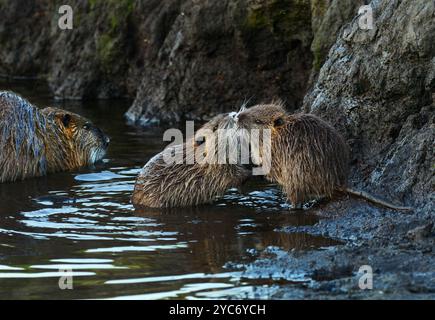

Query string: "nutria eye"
[[195, 137, 205, 146], [83, 123, 91, 130], [274, 118, 284, 127], [255, 119, 263, 124]]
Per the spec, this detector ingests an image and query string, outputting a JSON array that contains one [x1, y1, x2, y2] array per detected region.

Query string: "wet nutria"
[[132, 113, 250, 208], [235, 103, 412, 211], [0, 91, 110, 183]]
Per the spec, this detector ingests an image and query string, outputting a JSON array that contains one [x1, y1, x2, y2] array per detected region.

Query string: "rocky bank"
[[0, 0, 364, 122], [239, 0, 434, 299], [304, 0, 434, 210]]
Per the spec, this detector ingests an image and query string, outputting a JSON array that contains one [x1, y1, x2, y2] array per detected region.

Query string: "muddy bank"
[[227, 198, 434, 299]]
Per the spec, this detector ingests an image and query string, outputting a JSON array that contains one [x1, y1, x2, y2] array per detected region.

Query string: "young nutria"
[[132, 113, 250, 208], [235, 103, 412, 211], [0, 91, 110, 183]]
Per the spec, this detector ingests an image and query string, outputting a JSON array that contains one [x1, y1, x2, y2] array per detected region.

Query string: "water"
[[0, 80, 340, 299]]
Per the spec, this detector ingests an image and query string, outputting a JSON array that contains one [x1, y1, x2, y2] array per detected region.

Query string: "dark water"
[[0, 80, 340, 299]]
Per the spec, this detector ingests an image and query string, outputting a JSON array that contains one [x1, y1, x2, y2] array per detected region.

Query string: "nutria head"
[[227, 103, 288, 170], [235, 103, 288, 132], [41, 107, 110, 165], [132, 112, 250, 208], [193, 113, 240, 164]]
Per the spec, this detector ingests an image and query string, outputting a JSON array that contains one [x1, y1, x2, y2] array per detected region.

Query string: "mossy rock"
[[310, 0, 330, 20], [93, 0, 135, 73], [97, 34, 118, 68], [312, 39, 326, 71], [244, 0, 312, 46]]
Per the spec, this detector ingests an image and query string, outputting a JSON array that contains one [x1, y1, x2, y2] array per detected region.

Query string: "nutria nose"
[[103, 136, 110, 148], [94, 127, 110, 148], [228, 112, 237, 120], [101, 134, 110, 148]]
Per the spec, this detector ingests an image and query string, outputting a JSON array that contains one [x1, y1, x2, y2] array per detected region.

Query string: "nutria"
[[235, 103, 412, 211], [0, 91, 110, 183], [132, 113, 250, 208]]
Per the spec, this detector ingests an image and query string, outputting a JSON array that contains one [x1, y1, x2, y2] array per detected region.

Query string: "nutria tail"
[[342, 188, 413, 212]]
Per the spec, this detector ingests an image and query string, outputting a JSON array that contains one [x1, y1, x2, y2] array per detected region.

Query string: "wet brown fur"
[[236, 103, 349, 206], [0, 91, 109, 183], [132, 114, 250, 208], [236, 103, 412, 211]]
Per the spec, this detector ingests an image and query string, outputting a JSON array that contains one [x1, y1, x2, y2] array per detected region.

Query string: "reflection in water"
[[0, 80, 341, 299]]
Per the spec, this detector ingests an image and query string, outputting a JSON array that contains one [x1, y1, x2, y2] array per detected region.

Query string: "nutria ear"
[[60, 114, 72, 128]]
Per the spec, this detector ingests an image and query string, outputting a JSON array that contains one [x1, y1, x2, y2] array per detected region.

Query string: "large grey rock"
[[0, 0, 51, 77], [303, 0, 435, 208], [126, 0, 316, 124], [0, 0, 361, 122], [125, 0, 363, 124], [310, 0, 366, 74]]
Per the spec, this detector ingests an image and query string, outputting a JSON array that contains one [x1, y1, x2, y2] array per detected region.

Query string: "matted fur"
[[132, 114, 250, 208], [236, 103, 350, 206], [0, 91, 109, 183]]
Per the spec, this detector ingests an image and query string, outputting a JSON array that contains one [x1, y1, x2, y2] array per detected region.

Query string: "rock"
[[0, 0, 51, 77], [48, 0, 138, 99], [126, 0, 316, 124], [303, 0, 435, 210], [0, 0, 361, 122], [310, 0, 365, 75], [126, 0, 363, 124], [0, 0, 141, 99]]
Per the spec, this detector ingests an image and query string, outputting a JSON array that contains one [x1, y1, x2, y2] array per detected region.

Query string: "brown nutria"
[[0, 91, 110, 183], [235, 103, 412, 211], [132, 113, 250, 208]]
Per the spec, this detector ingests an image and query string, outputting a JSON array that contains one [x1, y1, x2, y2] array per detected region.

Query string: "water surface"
[[0, 80, 340, 299]]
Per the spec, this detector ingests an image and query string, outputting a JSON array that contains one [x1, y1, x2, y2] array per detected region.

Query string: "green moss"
[[310, 0, 331, 71], [89, 0, 97, 10], [88, 0, 135, 33], [93, 0, 135, 72], [108, 0, 134, 32], [310, 0, 329, 19], [244, 0, 312, 44], [110, 14, 120, 30], [312, 40, 324, 71], [97, 34, 117, 68]]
